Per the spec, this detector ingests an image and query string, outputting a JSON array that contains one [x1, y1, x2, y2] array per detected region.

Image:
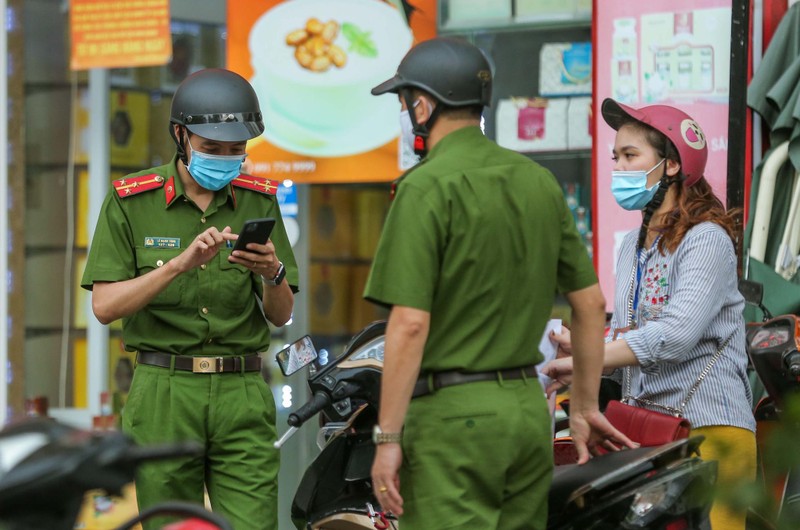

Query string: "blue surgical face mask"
[[611, 159, 666, 211], [399, 109, 422, 169], [186, 140, 246, 191], [399, 109, 416, 154]]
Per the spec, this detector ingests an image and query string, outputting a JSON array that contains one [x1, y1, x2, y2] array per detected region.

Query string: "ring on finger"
[[378, 486, 388, 493]]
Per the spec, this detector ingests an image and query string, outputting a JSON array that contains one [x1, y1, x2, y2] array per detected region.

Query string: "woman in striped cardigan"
[[543, 98, 756, 530]]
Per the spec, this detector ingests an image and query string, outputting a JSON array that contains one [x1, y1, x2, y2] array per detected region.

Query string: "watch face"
[[372, 424, 381, 444]]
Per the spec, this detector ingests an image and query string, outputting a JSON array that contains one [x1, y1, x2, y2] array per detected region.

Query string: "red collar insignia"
[[232, 174, 279, 196], [113, 174, 165, 198]]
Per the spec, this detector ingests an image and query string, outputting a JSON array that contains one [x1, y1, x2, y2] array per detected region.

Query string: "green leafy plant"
[[342, 23, 377, 58]]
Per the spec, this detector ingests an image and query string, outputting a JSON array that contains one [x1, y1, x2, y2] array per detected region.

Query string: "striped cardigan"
[[607, 222, 756, 431]]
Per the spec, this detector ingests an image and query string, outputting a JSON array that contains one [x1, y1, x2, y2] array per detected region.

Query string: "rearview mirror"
[[275, 335, 318, 376], [738, 279, 764, 307]]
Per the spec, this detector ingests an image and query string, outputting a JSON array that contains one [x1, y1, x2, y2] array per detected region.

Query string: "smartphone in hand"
[[232, 218, 276, 252]]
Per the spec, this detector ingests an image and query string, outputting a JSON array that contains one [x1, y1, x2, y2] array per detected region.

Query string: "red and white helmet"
[[601, 98, 708, 187]]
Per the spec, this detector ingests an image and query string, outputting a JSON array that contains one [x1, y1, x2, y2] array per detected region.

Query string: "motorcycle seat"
[[548, 438, 699, 514]]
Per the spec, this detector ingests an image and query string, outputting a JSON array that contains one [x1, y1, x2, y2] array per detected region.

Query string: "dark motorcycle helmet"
[[371, 37, 492, 107], [170, 68, 264, 143]]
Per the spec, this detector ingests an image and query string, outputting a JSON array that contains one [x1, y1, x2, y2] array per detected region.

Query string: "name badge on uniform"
[[144, 237, 180, 249]]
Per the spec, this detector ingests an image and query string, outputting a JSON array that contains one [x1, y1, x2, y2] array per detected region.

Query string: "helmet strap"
[[402, 90, 442, 157], [170, 124, 189, 166]]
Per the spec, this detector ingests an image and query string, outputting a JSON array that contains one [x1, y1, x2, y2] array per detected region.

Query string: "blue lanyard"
[[633, 248, 644, 313]]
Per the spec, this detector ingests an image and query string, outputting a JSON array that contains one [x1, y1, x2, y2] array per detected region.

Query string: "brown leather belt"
[[412, 365, 538, 399], [137, 351, 262, 374]]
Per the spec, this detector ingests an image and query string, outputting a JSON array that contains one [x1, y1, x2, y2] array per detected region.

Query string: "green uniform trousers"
[[400, 377, 553, 530], [122, 363, 279, 530]]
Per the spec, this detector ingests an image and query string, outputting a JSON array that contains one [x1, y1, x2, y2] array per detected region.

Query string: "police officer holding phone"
[[81, 68, 298, 530]]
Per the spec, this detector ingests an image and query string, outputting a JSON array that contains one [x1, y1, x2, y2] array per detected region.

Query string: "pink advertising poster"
[[593, 0, 732, 310]]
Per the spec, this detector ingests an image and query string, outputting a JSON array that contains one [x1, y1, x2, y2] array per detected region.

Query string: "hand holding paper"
[[537, 319, 562, 419]]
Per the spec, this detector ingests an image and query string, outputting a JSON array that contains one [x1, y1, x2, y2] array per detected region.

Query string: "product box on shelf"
[[539, 42, 592, 97], [445, 0, 512, 27], [567, 97, 592, 150], [496, 97, 568, 152]]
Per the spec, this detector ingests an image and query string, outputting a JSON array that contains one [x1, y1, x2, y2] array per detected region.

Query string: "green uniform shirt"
[[81, 156, 298, 356], [364, 126, 596, 373]]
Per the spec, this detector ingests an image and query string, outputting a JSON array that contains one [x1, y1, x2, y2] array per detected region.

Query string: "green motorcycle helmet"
[[371, 37, 492, 107]]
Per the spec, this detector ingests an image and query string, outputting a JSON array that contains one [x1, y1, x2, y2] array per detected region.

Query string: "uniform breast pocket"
[[134, 247, 184, 308], [217, 250, 253, 312]]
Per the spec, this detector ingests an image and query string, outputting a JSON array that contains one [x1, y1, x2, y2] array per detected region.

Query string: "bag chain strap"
[[621, 252, 734, 417]]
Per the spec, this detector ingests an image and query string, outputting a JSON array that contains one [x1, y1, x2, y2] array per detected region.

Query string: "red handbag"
[[605, 330, 732, 447], [604, 400, 690, 447], [553, 437, 579, 465]]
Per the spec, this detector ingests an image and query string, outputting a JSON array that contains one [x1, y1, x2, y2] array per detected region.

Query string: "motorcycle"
[[276, 321, 718, 530], [0, 417, 232, 530], [739, 279, 800, 527]]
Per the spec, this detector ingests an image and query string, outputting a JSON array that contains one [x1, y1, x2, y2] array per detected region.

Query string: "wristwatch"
[[372, 424, 402, 445], [263, 262, 286, 286]]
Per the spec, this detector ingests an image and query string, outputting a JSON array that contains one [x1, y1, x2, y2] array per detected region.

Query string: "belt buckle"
[[193, 356, 223, 373]]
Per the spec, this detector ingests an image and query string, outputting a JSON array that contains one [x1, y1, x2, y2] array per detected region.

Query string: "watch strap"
[[263, 262, 286, 286], [373, 424, 402, 444], [374, 431, 403, 444]]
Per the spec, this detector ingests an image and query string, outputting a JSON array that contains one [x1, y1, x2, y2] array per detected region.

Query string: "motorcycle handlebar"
[[785, 352, 800, 377], [288, 391, 332, 428]]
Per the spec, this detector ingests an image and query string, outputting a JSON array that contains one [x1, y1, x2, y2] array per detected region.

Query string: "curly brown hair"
[[625, 120, 739, 254], [652, 178, 740, 254]]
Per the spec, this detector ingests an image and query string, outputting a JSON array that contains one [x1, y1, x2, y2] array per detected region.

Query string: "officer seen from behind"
[[81, 68, 298, 529], [365, 37, 634, 529]]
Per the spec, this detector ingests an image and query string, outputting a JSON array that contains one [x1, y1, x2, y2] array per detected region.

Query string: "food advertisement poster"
[[593, 0, 732, 310], [228, 0, 437, 183]]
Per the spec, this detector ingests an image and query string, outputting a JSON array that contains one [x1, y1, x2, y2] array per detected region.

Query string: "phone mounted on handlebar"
[[276, 321, 388, 445]]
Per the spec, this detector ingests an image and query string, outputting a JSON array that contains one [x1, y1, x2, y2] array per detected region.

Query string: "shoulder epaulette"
[[232, 174, 279, 196], [113, 174, 165, 198]]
